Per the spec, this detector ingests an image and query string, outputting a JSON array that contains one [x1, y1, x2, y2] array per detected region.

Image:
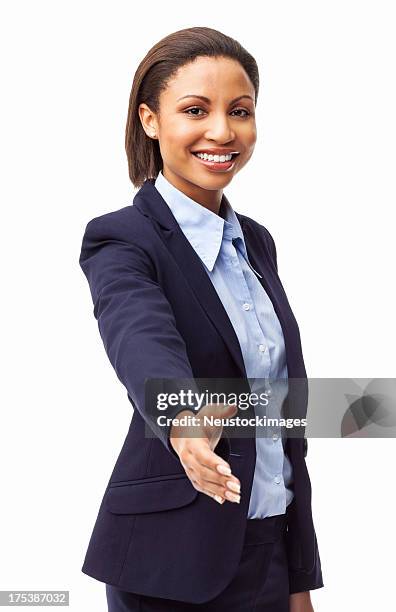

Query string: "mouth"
[[191, 151, 240, 172]]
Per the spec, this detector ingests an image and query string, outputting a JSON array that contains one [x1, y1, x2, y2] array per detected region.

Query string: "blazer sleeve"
[[78, 214, 204, 457], [288, 533, 324, 594]]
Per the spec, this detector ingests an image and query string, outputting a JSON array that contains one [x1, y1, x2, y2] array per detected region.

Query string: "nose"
[[204, 112, 236, 144]]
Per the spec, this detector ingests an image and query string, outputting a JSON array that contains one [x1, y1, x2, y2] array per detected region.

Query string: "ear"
[[138, 103, 159, 140]]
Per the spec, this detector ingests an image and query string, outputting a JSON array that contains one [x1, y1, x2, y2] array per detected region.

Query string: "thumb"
[[221, 403, 238, 417]]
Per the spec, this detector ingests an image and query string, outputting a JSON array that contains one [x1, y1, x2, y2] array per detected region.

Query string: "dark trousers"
[[106, 511, 289, 612]]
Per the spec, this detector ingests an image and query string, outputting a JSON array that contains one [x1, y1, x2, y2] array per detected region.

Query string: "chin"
[[189, 169, 235, 188]]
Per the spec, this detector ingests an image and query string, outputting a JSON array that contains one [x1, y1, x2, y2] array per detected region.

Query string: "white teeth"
[[195, 152, 234, 162]]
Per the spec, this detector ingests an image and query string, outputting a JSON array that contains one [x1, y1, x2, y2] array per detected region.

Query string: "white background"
[[1, 1, 395, 610]]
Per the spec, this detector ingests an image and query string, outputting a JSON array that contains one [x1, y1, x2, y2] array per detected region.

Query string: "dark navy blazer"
[[79, 178, 323, 603]]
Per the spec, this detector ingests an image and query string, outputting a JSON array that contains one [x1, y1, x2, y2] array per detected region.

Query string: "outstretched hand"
[[170, 403, 241, 504]]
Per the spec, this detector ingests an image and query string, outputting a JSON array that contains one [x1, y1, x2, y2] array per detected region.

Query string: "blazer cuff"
[[288, 565, 324, 594]]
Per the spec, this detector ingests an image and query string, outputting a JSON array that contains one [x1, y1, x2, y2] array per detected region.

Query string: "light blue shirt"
[[155, 171, 294, 518]]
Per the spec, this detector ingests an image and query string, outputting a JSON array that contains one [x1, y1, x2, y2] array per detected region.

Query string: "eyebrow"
[[176, 94, 254, 104]]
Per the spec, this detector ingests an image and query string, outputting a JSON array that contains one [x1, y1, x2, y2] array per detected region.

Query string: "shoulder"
[[79, 203, 157, 275], [80, 201, 160, 261], [78, 203, 158, 283], [82, 203, 149, 244]]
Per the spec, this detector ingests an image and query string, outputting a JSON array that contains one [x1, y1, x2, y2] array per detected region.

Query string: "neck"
[[162, 168, 223, 215]]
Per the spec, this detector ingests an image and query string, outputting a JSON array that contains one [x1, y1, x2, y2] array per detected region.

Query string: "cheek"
[[244, 124, 257, 150], [162, 117, 197, 144], [160, 134, 193, 162]]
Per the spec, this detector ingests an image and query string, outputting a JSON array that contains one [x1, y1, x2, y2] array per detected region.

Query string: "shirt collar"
[[154, 170, 249, 272]]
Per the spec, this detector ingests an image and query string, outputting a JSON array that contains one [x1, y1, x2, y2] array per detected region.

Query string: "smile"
[[191, 151, 240, 172]]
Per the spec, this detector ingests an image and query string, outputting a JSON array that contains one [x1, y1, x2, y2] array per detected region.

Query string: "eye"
[[231, 108, 251, 118], [184, 107, 206, 117], [183, 107, 252, 118]]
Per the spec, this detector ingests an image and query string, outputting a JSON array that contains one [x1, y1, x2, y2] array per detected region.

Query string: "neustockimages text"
[[157, 414, 307, 428]]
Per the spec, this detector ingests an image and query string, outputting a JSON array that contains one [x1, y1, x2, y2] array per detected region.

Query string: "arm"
[[78, 215, 200, 455]]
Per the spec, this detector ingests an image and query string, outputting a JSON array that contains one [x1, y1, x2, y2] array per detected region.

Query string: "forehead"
[[161, 56, 254, 101]]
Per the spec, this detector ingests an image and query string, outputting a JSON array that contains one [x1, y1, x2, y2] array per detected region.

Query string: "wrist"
[[289, 591, 313, 612], [169, 409, 198, 455]]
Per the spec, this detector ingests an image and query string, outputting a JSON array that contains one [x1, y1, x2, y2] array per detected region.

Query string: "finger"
[[188, 467, 228, 495], [204, 483, 240, 504], [190, 478, 225, 505], [190, 472, 240, 503], [193, 443, 233, 477], [193, 460, 241, 493], [194, 453, 240, 482], [220, 402, 238, 416], [224, 490, 241, 503], [204, 402, 238, 417]]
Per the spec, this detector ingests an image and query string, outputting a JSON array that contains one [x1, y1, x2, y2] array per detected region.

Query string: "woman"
[[79, 26, 323, 612]]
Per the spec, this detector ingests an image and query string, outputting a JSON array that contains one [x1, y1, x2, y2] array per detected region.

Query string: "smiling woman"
[[79, 26, 323, 612]]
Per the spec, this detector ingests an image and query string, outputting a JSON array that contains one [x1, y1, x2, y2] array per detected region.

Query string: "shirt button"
[[274, 475, 282, 484], [242, 303, 251, 311], [258, 344, 266, 352], [266, 387, 272, 396], [272, 433, 279, 441]]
